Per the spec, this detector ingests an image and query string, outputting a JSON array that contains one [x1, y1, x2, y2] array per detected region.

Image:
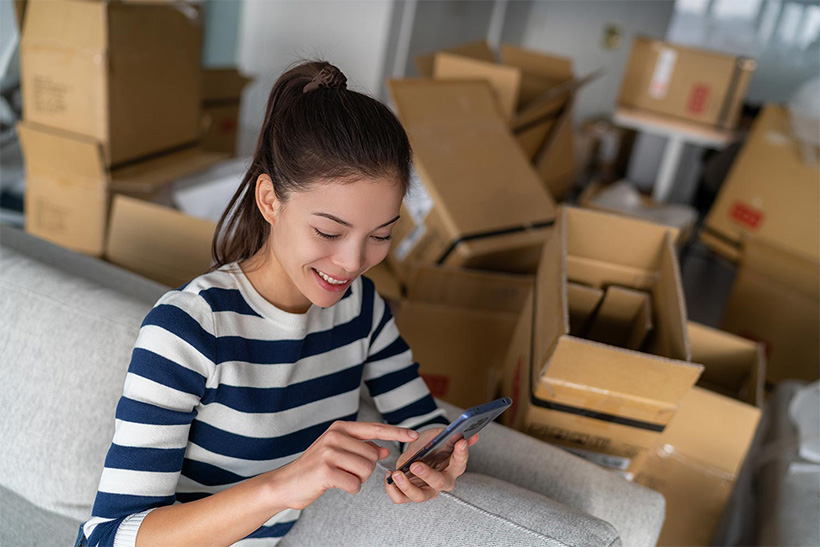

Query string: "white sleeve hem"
[[113, 508, 156, 547]]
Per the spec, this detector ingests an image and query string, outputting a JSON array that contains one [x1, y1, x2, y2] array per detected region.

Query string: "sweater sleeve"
[[361, 280, 448, 443], [78, 290, 216, 547]]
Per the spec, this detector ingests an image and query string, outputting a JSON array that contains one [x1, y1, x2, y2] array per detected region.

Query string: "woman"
[[76, 61, 477, 547]]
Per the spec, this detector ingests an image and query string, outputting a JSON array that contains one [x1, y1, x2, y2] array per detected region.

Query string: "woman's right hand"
[[268, 421, 419, 510]]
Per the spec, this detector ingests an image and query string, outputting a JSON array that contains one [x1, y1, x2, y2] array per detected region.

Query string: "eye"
[[371, 235, 392, 242], [314, 228, 340, 240]]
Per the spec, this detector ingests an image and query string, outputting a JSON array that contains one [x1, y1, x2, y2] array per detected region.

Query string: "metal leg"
[[653, 135, 685, 202]]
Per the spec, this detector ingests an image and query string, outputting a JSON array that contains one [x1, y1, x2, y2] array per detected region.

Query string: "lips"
[[312, 268, 352, 293]]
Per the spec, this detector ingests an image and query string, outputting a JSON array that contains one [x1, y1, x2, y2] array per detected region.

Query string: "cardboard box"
[[201, 68, 253, 156], [395, 265, 532, 409], [721, 237, 819, 384], [501, 206, 703, 477], [20, 0, 203, 166], [18, 122, 226, 256], [701, 104, 820, 262], [417, 41, 588, 200], [366, 262, 403, 306], [635, 321, 763, 546], [386, 79, 556, 280], [106, 195, 216, 288], [618, 36, 755, 130], [585, 286, 653, 351]]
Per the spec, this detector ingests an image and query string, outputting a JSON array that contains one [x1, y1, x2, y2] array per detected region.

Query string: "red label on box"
[[219, 118, 238, 134], [687, 83, 710, 115], [729, 201, 764, 229], [421, 373, 449, 397]]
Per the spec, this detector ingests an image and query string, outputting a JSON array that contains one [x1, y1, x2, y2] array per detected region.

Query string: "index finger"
[[335, 421, 419, 443]]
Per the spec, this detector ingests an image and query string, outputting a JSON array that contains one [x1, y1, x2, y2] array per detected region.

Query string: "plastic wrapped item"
[[788, 77, 820, 166], [789, 381, 820, 464], [171, 157, 248, 222]]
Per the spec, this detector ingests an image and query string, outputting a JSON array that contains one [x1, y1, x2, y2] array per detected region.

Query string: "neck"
[[239, 246, 312, 314]]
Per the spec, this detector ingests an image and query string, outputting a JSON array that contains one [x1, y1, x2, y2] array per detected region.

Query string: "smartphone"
[[386, 397, 512, 487]]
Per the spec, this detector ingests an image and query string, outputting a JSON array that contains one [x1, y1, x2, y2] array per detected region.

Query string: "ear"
[[255, 174, 279, 225]]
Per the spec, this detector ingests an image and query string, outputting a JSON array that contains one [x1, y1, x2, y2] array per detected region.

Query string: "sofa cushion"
[[0, 245, 160, 521], [0, 485, 82, 546]]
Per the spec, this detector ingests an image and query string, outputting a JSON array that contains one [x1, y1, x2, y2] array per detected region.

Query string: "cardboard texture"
[[366, 263, 403, 305], [633, 320, 763, 545], [501, 207, 702, 476], [106, 195, 216, 288], [721, 237, 819, 384], [20, 0, 203, 166], [386, 79, 556, 280], [418, 41, 583, 200], [702, 104, 820, 262], [586, 286, 652, 351], [18, 122, 226, 256], [566, 282, 604, 336], [201, 68, 253, 155], [395, 266, 532, 409], [618, 36, 755, 129]]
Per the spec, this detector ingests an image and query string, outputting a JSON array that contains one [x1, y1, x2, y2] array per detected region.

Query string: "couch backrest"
[[0, 226, 168, 521]]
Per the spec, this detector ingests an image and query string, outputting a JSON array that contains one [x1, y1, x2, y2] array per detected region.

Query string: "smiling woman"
[[74, 61, 464, 547]]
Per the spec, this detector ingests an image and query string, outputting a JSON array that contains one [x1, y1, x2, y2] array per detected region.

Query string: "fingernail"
[[411, 464, 423, 475], [408, 430, 419, 439], [393, 473, 404, 484]]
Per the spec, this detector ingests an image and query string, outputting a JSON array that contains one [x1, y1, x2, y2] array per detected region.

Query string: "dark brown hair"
[[211, 60, 412, 269]]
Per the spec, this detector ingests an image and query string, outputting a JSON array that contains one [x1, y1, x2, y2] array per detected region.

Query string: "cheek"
[[365, 243, 391, 266]]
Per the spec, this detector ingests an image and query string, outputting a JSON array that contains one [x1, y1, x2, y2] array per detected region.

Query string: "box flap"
[[111, 148, 228, 196], [105, 195, 215, 288], [499, 44, 573, 82], [387, 79, 556, 236], [648, 234, 690, 361], [415, 40, 496, 77], [406, 264, 532, 314], [533, 209, 568, 370], [658, 386, 761, 475], [586, 286, 652, 351], [21, 0, 107, 51], [566, 282, 603, 336], [17, 122, 105, 184], [541, 336, 703, 408], [202, 68, 254, 103], [433, 52, 521, 118], [688, 321, 764, 407]]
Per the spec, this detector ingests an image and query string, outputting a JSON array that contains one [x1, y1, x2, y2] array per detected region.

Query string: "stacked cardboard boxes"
[[416, 41, 590, 200], [17, 0, 228, 283], [201, 68, 253, 156]]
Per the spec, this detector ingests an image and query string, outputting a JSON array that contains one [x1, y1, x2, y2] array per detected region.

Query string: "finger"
[[409, 462, 450, 492], [384, 470, 410, 504], [327, 468, 364, 496], [443, 439, 470, 479], [363, 441, 391, 461], [391, 471, 429, 503], [333, 421, 420, 443], [327, 450, 379, 485], [322, 431, 382, 463], [467, 433, 479, 447]]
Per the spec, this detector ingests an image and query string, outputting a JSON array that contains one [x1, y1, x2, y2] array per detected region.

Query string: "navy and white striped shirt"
[[79, 264, 448, 546]]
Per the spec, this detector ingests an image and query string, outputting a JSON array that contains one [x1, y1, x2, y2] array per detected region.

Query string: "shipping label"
[[729, 201, 764, 229], [649, 48, 677, 99]]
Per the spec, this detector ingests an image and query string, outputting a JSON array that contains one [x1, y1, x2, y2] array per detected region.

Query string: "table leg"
[[653, 135, 685, 202]]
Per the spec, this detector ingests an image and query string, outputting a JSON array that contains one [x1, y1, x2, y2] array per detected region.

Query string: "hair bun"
[[303, 65, 348, 93]]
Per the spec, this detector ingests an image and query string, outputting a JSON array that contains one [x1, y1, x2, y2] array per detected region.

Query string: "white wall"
[[235, 0, 395, 156]]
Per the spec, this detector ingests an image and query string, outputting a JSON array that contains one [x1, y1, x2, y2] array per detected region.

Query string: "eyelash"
[[314, 229, 391, 242]]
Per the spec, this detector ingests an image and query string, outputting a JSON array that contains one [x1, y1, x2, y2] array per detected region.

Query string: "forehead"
[[288, 178, 404, 218]]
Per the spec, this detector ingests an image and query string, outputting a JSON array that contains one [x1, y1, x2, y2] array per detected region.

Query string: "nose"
[[332, 238, 365, 274]]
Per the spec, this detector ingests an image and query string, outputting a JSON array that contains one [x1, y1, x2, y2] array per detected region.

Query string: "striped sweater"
[[78, 264, 448, 546]]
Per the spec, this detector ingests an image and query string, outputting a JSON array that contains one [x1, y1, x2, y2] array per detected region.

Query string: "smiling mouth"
[[313, 268, 351, 285]]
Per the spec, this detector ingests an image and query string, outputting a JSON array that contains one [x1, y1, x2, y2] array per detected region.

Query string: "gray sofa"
[[0, 224, 665, 546]]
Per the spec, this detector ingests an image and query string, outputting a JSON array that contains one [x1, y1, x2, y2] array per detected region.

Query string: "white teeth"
[[316, 269, 348, 285]]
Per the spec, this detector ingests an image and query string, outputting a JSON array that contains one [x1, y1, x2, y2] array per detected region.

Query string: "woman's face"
[[261, 176, 403, 312]]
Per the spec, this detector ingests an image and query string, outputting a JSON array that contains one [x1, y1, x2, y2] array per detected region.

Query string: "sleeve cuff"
[[113, 508, 156, 547]]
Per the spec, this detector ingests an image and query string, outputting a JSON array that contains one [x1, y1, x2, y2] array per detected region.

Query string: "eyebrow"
[[312, 212, 400, 230]]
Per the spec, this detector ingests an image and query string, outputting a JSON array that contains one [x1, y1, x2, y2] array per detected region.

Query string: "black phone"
[[386, 397, 512, 487]]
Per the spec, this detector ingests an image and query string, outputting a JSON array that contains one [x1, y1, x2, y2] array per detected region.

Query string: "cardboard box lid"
[[688, 321, 764, 407], [106, 194, 216, 288], [22, 0, 107, 50], [387, 79, 556, 237], [405, 264, 532, 314], [433, 52, 522, 118], [111, 147, 228, 197], [656, 386, 761, 476], [202, 68, 254, 103], [415, 40, 496, 78], [17, 122, 105, 184], [704, 104, 820, 261]]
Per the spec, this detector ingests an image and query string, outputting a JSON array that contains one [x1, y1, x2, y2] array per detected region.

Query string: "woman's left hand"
[[384, 428, 479, 504]]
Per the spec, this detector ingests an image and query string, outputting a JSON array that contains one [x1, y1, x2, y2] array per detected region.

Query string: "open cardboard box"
[[635, 321, 763, 546], [395, 265, 532, 409], [201, 68, 253, 156], [501, 206, 703, 477], [416, 41, 591, 200], [701, 104, 820, 263], [386, 78, 556, 280], [20, 0, 203, 166], [721, 236, 819, 384], [618, 36, 755, 130], [18, 121, 226, 257]]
